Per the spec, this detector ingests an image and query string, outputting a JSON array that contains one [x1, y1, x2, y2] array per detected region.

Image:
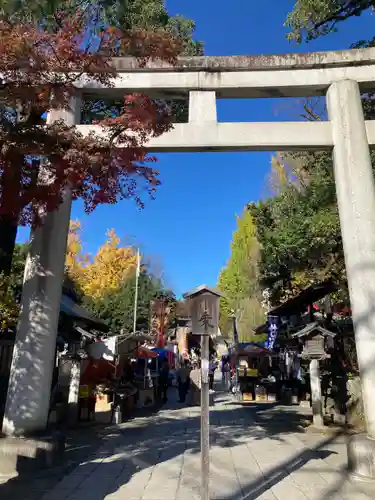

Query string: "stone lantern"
[[292, 322, 336, 428]]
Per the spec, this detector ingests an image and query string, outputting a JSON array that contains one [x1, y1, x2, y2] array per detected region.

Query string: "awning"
[[152, 347, 167, 355], [60, 294, 108, 332], [137, 346, 158, 358], [268, 280, 337, 318], [233, 342, 275, 358], [75, 325, 97, 340]]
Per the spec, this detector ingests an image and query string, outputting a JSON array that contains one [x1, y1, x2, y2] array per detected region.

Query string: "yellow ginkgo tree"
[[82, 229, 137, 299], [65, 221, 138, 300]]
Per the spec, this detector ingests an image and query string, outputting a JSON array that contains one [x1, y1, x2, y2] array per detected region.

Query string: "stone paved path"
[[2, 387, 375, 500]]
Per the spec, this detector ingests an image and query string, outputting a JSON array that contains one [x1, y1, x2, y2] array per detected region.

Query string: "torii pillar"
[[328, 80, 375, 481], [2, 97, 81, 436]]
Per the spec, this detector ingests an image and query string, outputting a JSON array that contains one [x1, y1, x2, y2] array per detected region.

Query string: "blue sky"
[[17, 0, 375, 297]]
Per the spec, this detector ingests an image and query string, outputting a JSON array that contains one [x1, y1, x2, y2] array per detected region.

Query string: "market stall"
[[135, 346, 159, 407], [73, 336, 139, 423], [231, 343, 278, 402]]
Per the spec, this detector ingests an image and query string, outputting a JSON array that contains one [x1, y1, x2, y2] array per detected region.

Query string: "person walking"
[[209, 359, 217, 390], [222, 357, 231, 391], [177, 360, 190, 403], [159, 359, 169, 403]]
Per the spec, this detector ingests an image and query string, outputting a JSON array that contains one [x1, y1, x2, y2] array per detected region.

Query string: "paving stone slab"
[[13, 389, 375, 500]]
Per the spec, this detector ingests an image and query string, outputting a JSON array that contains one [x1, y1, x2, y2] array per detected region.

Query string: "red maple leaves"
[[0, 13, 180, 225]]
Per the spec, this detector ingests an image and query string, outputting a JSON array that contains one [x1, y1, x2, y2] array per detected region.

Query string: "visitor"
[[122, 359, 135, 383], [221, 355, 227, 383], [189, 361, 201, 405], [209, 359, 217, 390], [222, 358, 231, 391], [159, 359, 170, 403], [177, 360, 190, 403]]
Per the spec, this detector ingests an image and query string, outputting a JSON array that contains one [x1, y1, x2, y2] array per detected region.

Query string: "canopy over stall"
[[231, 343, 276, 358], [60, 294, 109, 332], [267, 280, 337, 319], [137, 346, 158, 358]]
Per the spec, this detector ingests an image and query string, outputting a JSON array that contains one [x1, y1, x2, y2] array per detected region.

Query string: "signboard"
[[189, 292, 219, 336]]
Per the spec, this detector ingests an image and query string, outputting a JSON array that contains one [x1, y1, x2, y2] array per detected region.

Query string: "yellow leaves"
[[268, 152, 309, 196], [280, 271, 315, 302], [65, 221, 138, 300], [218, 209, 264, 336], [65, 219, 88, 286], [82, 229, 137, 299]]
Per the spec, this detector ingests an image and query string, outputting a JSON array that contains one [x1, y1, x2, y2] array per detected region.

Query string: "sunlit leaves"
[[218, 209, 265, 337], [0, 13, 179, 226], [65, 222, 137, 299], [285, 0, 375, 42]]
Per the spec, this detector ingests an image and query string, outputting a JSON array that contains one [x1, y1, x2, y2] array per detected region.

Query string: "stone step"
[[0, 431, 65, 477]]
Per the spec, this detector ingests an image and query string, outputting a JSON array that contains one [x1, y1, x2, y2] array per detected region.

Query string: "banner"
[[150, 298, 171, 348], [265, 315, 278, 350]]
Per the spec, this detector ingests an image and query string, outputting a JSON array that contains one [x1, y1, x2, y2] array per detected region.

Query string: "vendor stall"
[[79, 351, 138, 423], [135, 346, 158, 407], [231, 343, 278, 402]]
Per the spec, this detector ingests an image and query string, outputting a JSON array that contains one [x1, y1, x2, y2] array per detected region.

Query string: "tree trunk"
[[0, 156, 23, 279], [0, 216, 18, 278]]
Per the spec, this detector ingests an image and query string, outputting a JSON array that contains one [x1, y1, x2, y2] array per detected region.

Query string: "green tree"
[[0, 244, 28, 330], [285, 0, 375, 43], [252, 5, 375, 307], [0, 0, 203, 55], [249, 150, 347, 306], [218, 209, 265, 339], [84, 272, 173, 333]]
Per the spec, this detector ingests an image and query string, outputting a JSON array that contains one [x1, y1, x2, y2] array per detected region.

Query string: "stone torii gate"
[[4, 47, 375, 478]]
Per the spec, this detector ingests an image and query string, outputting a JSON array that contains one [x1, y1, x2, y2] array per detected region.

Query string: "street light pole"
[[201, 312, 210, 500]]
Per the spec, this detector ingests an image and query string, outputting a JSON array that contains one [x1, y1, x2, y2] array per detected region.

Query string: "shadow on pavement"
[[57, 396, 349, 498], [214, 435, 340, 500], [0, 387, 364, 499], [0, 399, 168, 500]]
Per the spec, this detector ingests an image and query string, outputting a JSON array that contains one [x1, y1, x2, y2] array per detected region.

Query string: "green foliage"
[[235, 298, 267, 342], [0, 0, 203, 55], [249, 151, 348, 305], [6, 244, 28, 300], [84, 272, 173, 333], [0, 244, 27, 330], [259, 0, 375, 303], [218, 209, 265, 337], [285, 0, 375, 43], [259, 6, 375, 306], [0, 274, 19, 329]]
